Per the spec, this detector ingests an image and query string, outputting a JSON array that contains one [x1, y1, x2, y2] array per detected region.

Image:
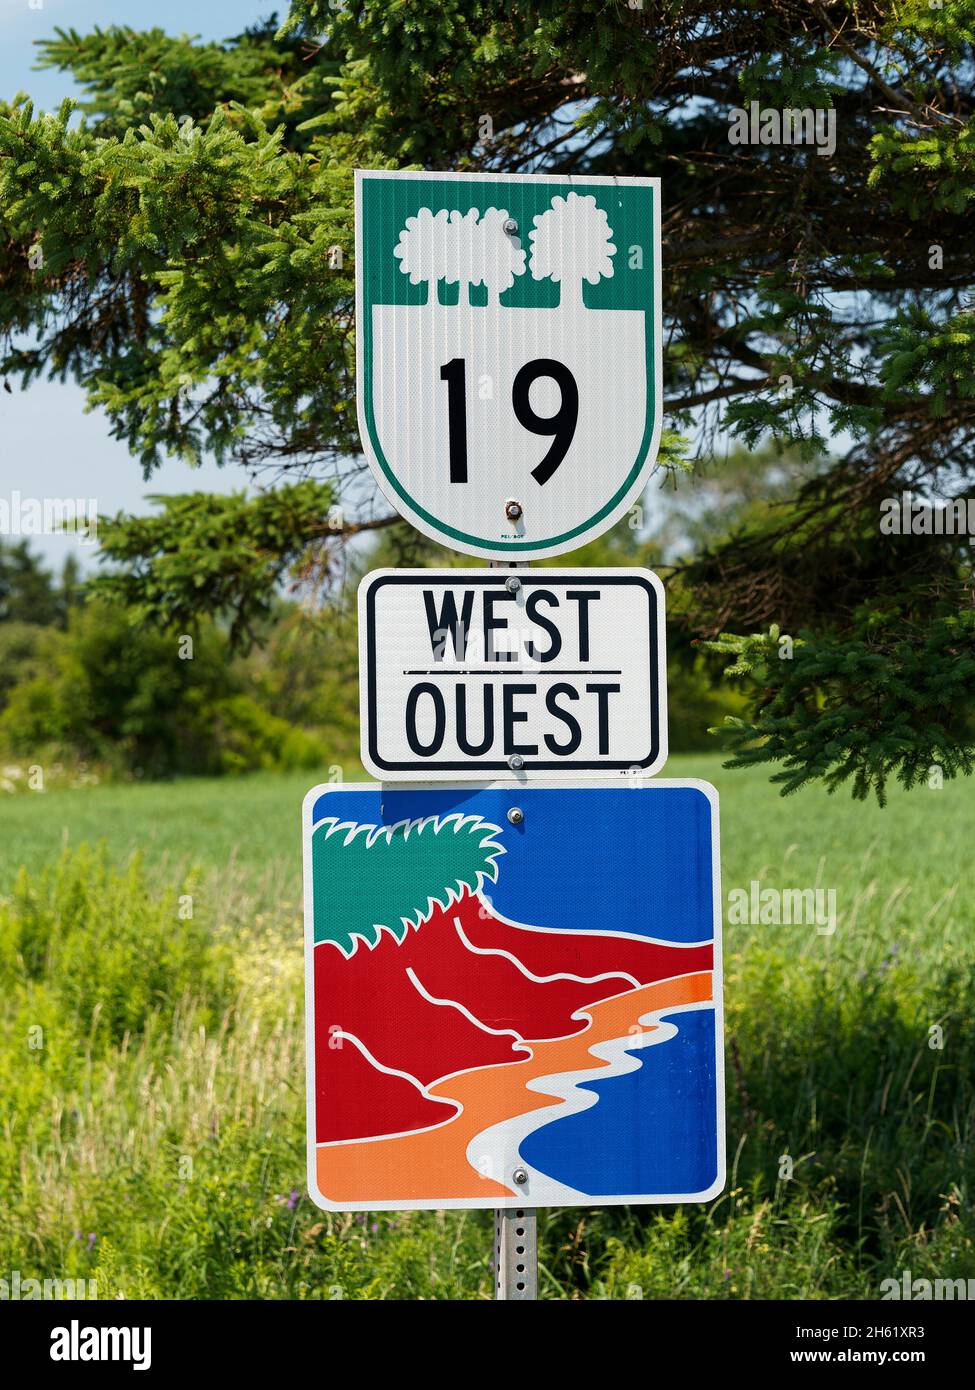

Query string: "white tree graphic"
[[441, 207, 526, 306], [393, 206, 450, 304], [440, 209, 480, 306], [529, 192, 616, 309], [475, 208, 526, 305], [394, 206, 526, 306]]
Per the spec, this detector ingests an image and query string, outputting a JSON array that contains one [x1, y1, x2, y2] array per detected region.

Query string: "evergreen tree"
[[0, 540, 58, 626], [1, 2, 973, 798], [56, 551, 84, 625]]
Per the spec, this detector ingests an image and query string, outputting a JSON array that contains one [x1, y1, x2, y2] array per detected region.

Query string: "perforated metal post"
[[495, 1207, 538, 1299], [487, 557, 539, 1300]]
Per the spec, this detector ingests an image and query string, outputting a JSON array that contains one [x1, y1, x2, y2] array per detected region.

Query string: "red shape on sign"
[[313, 889, 713, 1144]]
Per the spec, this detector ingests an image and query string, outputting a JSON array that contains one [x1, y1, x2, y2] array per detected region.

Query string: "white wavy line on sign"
[[404, 966, 532, 1052], [472, 892, 713, 950], [464, 1001, 714, 1202], [313, 811, 505, 865], [318, 1030, 462, 1147], [453, 915, 640, 990]]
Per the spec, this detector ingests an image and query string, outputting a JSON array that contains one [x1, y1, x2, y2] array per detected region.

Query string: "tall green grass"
[[0, 757, 972, 1298]]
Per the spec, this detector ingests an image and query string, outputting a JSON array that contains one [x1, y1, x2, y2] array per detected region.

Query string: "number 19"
[[439, 357, 579, 485]]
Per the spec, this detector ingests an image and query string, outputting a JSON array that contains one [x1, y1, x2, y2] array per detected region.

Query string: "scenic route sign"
[[355, 169, 662, 560], [303, 780, 724, 1211], [358, 568, 667, 780]]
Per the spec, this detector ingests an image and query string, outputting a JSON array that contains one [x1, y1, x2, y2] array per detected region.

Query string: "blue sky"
[[0, 0, 277, 570]]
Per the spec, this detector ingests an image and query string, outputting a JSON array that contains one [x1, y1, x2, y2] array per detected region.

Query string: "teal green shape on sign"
[[312, 812, 504, 956], [361, 175, 653, 312]]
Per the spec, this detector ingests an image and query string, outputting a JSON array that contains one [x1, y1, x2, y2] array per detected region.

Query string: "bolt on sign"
[[303, 781, 724, 1211], [358, 568, 667, 780], [355, 170, 662, 560]]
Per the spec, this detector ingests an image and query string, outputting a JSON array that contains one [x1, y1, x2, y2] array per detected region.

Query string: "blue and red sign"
[[303, 780, 724, 1211]]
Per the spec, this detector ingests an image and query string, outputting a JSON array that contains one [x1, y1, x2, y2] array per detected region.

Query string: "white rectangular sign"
[[359, 568, 667, 781]]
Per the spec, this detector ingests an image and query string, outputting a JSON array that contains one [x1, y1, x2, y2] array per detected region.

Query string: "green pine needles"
[[705, 615, 975, 804]]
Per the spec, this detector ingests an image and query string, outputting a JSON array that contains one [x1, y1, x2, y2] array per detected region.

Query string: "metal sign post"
[[487, 557, 538, 1302], [495, 1206, 538, 1300]]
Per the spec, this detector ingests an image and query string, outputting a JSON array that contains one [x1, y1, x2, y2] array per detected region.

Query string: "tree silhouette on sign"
[[393, 206, 450, 304], [441, 207, 526, 306], [529, 192, 616, 309], [441, 210, 479, 305], [476, 208, 526, 305], [394, 206, 526, 306]]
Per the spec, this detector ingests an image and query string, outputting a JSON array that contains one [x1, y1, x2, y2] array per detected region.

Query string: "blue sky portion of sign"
[[311, 784, 716, 944], [484, 785, 715, 943]]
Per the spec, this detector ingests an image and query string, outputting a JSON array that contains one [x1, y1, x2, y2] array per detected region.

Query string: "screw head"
[[507, 807, 524, 825], [505, 499, 523, 521], [503, 218, 519, 236], [512, 1167, 529, 1186], [508, 754, 525, 771], [505, 575, 521, 593]]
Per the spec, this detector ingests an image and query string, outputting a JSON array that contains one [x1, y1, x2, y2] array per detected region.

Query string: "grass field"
[[1, 755, 973, 1299]]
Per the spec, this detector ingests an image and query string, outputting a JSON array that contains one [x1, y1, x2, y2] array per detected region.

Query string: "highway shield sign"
[[303, 780, 724, 1211], [355, 170, 662, 560]]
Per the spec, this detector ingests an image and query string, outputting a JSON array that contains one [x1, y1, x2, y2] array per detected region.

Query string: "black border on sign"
[[365, 573, 661, 773]]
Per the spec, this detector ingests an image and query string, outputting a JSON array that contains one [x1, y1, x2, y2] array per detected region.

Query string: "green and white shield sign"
[[355, 170, 662, 561]]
